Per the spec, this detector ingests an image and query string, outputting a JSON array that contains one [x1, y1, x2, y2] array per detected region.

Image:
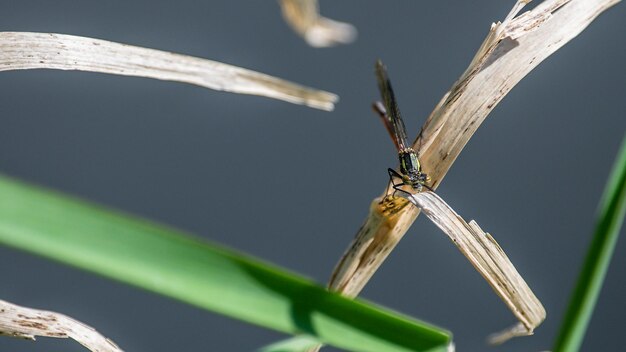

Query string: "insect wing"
[[375, 60, 409, 150], [372, 101, 402, 151]]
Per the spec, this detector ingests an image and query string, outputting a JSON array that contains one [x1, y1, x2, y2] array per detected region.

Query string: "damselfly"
[[373, 60, 431, 200]]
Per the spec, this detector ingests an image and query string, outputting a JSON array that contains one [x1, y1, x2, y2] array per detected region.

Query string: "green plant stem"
[[553, 136, 626, 352]]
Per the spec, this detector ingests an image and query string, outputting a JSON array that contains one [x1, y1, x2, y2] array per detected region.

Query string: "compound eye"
[[411, 153, 420, 170]]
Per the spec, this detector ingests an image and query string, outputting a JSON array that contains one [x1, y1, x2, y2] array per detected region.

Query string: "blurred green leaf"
[[553, 136, 626, 352], [0, 174, 450, 352]]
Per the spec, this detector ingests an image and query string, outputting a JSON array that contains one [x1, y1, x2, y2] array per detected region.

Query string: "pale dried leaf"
[[0, 299, 122, 352], [0, 32, 338, 111], [279, 0, 356, 47]]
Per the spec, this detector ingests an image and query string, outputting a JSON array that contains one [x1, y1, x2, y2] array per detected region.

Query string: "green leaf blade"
[[553, 136, 626, 352], [0, 174, 450, 352]]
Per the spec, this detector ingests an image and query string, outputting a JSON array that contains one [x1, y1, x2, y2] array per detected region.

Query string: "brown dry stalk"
[[320, 0, 620, 347], [0, 299, 122, 352], [278, 0, 356, 47], [0, 32, 338, 111]]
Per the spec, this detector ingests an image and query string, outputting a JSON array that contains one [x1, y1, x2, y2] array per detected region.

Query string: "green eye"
[[411, 153, 420, 171]]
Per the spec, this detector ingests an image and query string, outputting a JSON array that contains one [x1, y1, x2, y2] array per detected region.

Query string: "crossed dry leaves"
[[316, 0, 619, 349]]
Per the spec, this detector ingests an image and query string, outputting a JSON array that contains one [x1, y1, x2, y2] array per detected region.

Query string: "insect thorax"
[[398, 148, 421, 175], [397, 148, 428, 189]]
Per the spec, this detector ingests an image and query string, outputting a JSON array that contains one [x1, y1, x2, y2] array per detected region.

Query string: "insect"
[[373, 60, 431, 200]]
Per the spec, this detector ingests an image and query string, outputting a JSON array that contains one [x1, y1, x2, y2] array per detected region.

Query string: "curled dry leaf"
[[279, 0, 356, 47], [0, 32, 338, 111], [322, 0, 620, 346], [0, 299, 122, 352], [405, 192, 546, 344]]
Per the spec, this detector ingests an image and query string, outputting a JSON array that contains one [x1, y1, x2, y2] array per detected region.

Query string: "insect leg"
[[421, 183, 434, 192], [387, 168, 407, 199]]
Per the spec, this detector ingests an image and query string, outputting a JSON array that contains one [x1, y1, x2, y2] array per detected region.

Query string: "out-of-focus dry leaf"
[[279, 0, 356, 47], [0, 32, 338, 111], [0, 299, 122, 352]]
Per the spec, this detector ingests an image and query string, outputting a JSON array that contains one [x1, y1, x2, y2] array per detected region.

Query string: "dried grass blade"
[[0, 32, 338, 111], [407, 192, 546, 344], [0, 299, 122, 352]]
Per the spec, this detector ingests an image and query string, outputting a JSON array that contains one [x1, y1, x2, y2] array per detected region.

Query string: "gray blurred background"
[[0, 1, 624, 351]]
